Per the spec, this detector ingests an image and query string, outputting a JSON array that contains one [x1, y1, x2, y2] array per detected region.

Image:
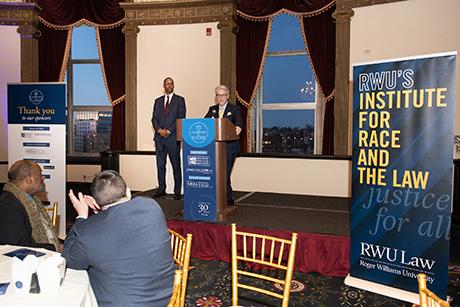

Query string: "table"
[[0, 245, 98, 307]]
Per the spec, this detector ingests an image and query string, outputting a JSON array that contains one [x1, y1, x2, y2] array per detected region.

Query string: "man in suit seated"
[[0, 160, 60, 251], [205, 85, 243, 205], [63, 170, 175, 307]]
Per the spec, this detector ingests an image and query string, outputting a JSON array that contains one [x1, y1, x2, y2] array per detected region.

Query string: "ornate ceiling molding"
[[120, 0, 235, 26], [336, 0, 407, 10], [0, 2, 41, 26]]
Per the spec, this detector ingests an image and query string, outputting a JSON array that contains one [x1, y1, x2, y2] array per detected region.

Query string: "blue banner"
[[350, 53, 456, 298], [182, 119, 217, 221], [8, 83, 66, 124]]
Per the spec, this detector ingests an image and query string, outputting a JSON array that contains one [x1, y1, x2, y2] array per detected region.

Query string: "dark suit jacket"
[[0, 192, 35, 247], [151, 93, 186, 142], [63, 197, 175, 307], [205, 102, 243, 153]]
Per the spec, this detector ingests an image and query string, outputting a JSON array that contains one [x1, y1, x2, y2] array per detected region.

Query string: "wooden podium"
[[177, 118, 238, 221]]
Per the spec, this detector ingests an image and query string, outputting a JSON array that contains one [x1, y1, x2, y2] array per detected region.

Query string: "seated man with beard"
[[0, 160, 60, 251]]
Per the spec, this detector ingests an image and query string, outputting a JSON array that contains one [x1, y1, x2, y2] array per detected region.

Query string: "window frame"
[[254, 49, 318, 154], [66, 28, 112, 156]]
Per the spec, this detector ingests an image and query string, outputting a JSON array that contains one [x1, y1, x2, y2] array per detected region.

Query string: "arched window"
[[253, 14, 316, 154]]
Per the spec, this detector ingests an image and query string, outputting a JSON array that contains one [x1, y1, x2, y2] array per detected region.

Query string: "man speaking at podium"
[[205, 85, 242, 205]]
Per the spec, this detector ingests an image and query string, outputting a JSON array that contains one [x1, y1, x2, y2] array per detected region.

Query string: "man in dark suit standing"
[[151, 77, 186, 200], [205, 85, 242, 205], [63, 170, 175, 307]]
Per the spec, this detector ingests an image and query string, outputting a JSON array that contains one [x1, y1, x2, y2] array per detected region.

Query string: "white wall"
[[233, 158, 351, 197], [137, 22, 220, 150], [0, 26, 20, 162], [66, 165, 101, 183], [118, 153, 352, 197], [350, 0, 460, 133]]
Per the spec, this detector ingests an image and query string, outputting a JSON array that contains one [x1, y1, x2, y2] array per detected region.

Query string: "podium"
[[177, 118, 238, 222]]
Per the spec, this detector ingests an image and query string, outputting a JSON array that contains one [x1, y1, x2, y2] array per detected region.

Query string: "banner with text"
[[182, 118, 217, 222], [8, 83, 66, 237], [350, 53, 456, 298]]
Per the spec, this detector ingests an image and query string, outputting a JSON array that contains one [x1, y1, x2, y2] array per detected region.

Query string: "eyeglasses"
[[215, 94, 228, 97]]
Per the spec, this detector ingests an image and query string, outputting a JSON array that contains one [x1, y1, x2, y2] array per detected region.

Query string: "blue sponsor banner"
[[350, 53, 456, 298], [8, 83, 67, 237], [8, 83, 66, 124], [182, 119, 217, 221]]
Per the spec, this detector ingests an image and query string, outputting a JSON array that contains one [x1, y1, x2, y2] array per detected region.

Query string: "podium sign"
[[182, 118, 217, 221]]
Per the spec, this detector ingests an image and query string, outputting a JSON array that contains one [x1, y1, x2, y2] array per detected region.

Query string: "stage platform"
[[135, 190, 351, 236], [135, 189, 460, 273], [135, 189, 351, 277]]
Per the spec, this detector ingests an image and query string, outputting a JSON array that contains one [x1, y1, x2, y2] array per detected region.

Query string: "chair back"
[[46, 202, 58, 227], [231, 223, 297, 307], [417, 273, 450, 307], [167, 270, 183, 307], [168, 229, 192, 307]]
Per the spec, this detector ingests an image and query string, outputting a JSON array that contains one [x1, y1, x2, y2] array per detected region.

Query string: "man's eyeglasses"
[[215, 94, 228, 97]]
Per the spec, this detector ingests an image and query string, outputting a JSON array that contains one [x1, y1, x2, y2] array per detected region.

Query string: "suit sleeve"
[[204, 106, 213, 118], [151, 99, 160, 132], [0, 200, 35, 247], [178, 96, 186, 119], [62, 219, 90, 270]]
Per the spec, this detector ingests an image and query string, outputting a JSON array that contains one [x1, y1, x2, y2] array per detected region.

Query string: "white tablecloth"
[[0, 245, 98, 307]]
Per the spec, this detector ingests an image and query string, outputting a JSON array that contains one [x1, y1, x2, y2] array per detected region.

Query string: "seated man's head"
[[91, 170, 130, 208], [8, 160, 45, 196]]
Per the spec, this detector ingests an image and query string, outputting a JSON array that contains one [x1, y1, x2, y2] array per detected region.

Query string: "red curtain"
[[236, 17, 270, 152], [236, 0, 336, 154], [301, 5, 336, 154], [37, 0, 125, 150], [236, 17, 269, 105], [237, 0, 334, 16], [168, 220, 350, 277], [99, 26, 125, 150], [38, 24, 68, 82], [37, 0, 124, 25], [110, 102, 125, 151]]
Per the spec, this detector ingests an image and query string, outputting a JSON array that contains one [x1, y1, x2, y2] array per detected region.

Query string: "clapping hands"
[[68, 189, 101, 219]]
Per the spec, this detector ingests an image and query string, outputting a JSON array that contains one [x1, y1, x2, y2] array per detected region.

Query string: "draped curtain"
[[235, 17, 270, 152], [37, 0, 126, 150], [236, 0, 336, 154]]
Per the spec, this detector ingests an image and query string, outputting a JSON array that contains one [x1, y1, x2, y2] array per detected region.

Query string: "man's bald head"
[[8, 160, 44, 195]]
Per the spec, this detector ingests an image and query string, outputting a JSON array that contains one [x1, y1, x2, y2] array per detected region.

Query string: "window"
[[66, 26, 112, 155], [253, 14, 316, 154]]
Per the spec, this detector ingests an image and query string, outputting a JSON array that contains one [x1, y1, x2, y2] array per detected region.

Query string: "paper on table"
[[4, 248, 45, 260], [37, 254, 66, 294], [11, 255, 39, 294]]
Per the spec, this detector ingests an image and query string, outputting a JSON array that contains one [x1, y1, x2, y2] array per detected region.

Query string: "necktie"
[[219, 109, 224, 118], [164, 95, 170, 112]]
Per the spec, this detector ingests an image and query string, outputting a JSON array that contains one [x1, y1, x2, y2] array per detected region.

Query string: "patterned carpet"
[[185, 258, 460, 307]]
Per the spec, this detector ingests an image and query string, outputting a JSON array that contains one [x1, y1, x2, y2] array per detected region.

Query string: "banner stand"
[[7, 83, 66, 237], [348, 52, 456, 302], [345, 275, 419, 304]]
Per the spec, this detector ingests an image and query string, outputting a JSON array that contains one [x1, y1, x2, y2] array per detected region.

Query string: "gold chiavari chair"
[[167, 270, 183, 307], [168, 229, 192, 307], [417, 273, 450, 307], [231, 223, 298, 307], [46, 201, 58, 230]]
